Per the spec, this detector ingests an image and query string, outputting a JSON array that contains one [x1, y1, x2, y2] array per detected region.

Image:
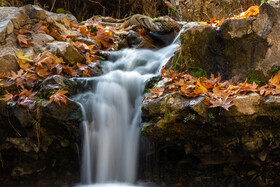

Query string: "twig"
[[0, 152, 3, 168], [87, 0, 107, 10], [8, 116, 21, 137], [50, 0, 56, 12]]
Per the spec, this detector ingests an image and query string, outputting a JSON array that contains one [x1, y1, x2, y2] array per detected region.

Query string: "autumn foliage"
[[150, 69, 280, 114], [1, 17, 133, 108], [200, 5, 259, 27]]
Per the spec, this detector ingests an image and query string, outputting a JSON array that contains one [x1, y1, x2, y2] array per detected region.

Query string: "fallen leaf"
[[150, 87, 165, 98], [209, 92, 237, 114], [50, 90, 68, 106], [2, 91, 14, 102], [17, 34, 33, 48]]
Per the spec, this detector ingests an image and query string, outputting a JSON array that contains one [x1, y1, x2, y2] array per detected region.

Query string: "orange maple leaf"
[[17, 34, 33, 48], [2, 91, 14, 102], [50, 90, 68, 106]]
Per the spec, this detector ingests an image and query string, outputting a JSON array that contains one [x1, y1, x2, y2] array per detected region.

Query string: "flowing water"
[[73, 40, 179, 186]]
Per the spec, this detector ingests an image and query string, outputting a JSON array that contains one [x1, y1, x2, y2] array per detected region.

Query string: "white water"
[[73, 42, 178, 186]]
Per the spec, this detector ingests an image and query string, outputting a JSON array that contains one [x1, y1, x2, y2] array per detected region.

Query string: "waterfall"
[[73, 39, 179, 186]]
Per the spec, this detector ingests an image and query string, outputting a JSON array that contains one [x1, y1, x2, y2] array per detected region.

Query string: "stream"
[[72, 36, 179, 186]]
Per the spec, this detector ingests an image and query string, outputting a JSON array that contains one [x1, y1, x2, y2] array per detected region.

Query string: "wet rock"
[[12, 165, 45, 177], [24, 4, 47, 20], [0, 7, 30, 43], [46, 11, 77, 27], [241, 131, 265, 152], [169, 23, 226, 76], [169, 1, 280, 82], [178, 0, 259, 21], [119, 30, 157, 49], [125, 14, 180, 33], [75, 37, 99, 49], [0, 79, 17, 95], [6, 137, 38, 152], [142, 91, 280, 186], [32, 33, 55, 52], [38, 75, 78, 98], [0, 53, 19, 73], [46, 41, 84, 64], [0, 5, 84, 185]]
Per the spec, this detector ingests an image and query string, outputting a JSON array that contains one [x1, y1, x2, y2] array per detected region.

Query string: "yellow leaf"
[[16, 50, 34, 64], [197, 78, 208, 93]]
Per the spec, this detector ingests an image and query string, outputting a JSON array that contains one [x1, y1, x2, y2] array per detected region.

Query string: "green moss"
[[193, 67, 206, 78], [169, 6, 178, 16], [60, 139, 70, 147], [208, 112, 215, 119], [157, 120, 169, 129], [56, 8, 72, 14], [184, 114, 195, 123], [41, 89, 57, 99], [145, 76, 160, 92], [248, 71, 262, 85], [261, 0, 270, 3], [271, 66, 280, 74], [0, 1, 7, 7]]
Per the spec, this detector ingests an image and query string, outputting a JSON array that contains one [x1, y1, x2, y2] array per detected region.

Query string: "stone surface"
[[168, 1, 280, 82], [141, 91, 280, 186], [119, 30, 157, 49], [38, 75, 78, 98], [178, 0, 260, 21], [0, 5, 85, 186], [125, 14, 180, 33], [0, 53, 19, 73], [46, 41, 84, 64], [32, 33, 55, 52], [0, 7, 31, 43]]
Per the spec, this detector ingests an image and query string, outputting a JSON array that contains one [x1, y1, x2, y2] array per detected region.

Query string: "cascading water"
[[73, 37, 179, 186]]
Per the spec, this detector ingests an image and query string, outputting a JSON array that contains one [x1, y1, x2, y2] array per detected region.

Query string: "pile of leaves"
[[150, 69, 280, 114], [200, 5, 259, 27], [1, 17, 134, 109]]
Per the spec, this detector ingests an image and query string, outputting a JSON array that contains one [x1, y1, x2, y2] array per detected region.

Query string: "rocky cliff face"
[[0, 5, 83, 185], [141, 1, 280, 186], [178, 0, 260, 21], [0, 4, 180, 186], [166, 0, 280, 83]]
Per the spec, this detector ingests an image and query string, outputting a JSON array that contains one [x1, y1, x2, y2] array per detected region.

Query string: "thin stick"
[[8, 117, 21, 137], [50, 0, 57, 12]]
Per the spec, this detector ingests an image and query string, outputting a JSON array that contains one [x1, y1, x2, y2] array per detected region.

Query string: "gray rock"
[[38, 75, 77, 98], [46, 41, 84, 64], [24, 4, 47, 20], [46, 12, 75, 27], [119, 30, 157, 49], [75, 37, 99, 49], [0, 53, 19, 73], [6, 137, 37, 152], [0, 7, 30, 43], [241, 131, 265, 152], [179, 0, 259, 21], [0, 79, 17, 95], [125, 14, 180, 33], [169, 1, 280, 82], [32, 33, 55, 52]]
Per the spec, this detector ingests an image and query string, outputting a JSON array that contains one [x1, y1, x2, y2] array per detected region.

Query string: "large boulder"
[[0, 82, 82, 185], [178, 0, 260, 21], [46, 41, 85, 64], [142, 2, 280, 182], [141, 91, 280, 186], [125, 14, 181, 34], [0, 5, 85, 185], [168, 1, 280, 83]]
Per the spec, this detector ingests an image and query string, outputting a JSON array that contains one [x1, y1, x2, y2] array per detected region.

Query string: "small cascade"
[[73, 33, 180, 186]]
